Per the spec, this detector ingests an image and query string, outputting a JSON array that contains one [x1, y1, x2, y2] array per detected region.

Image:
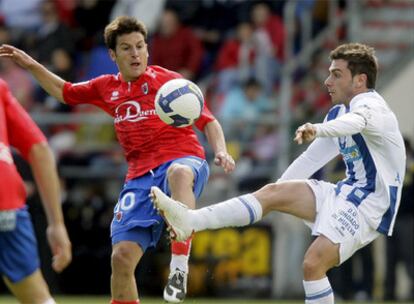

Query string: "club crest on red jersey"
[[141, 83, 149, 95]]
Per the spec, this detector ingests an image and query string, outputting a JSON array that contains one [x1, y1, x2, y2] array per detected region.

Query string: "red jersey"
[[0, 79, 47, 210], [63, 65, 215, 180]]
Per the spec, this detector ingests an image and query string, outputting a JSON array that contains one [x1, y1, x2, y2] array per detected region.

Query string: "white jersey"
[[281, 90, 406, 235]]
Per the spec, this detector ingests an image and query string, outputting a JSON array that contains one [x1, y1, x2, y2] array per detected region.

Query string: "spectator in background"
[[250, 2, 285, 93], [29, 0, 76, 112], [219, 77, 273, 138], [0, 25, 35, 110], [384, 137, 414, 301], [0, 78, 72, 304], [0, 0, 43, 39], [188, 1, 242, 75], [110, 0, 167, 36], [73, 0, 115, 51], [238, 124, 281, 192], [250, 2, 285, 62], [214, 22, 255, 94], [149, 9, 204, 80], [34, 0, 75, 66]]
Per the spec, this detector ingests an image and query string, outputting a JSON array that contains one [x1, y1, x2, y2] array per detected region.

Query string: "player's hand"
[[214, 151, 235, 173], [46, 223, 72, 273], [294, 123, 317, 144], [0, 44, 37, 70]]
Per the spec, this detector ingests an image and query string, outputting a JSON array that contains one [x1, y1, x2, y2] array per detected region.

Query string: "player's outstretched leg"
[[150, 186, 263, 239], [150, 186, 194, 242]]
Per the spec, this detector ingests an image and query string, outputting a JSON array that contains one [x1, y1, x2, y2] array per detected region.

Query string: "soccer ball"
[[155, 78, 204, 127]]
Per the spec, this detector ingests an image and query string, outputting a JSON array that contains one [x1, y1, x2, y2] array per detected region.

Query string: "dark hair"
[[243, 77, 261, 89], [330, 43, 378, 89], [104, 16, 148, 50]]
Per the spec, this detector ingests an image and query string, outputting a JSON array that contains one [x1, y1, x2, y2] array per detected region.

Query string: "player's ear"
[[358, 73, 367, 88], [108, 49, 116, 61]]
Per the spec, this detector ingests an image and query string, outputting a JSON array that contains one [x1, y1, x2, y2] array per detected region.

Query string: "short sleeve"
[[2, 83, 46, 160], [194, 103, 215, 131], [63, 77, 103, 107]]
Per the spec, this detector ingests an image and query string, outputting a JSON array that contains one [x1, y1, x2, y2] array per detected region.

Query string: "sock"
[[303, 277, 334, 303], [170, 237, 192, 273], [41, 299, 56, 304], [111, 300, 140, 304], [190, 194, 263, 231]]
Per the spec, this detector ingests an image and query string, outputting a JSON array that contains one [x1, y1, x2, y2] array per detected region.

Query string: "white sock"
[[303, 277, 334, 303], [190, 194, 263, 231], [170, 254, 189, 273], [42, 298, 56, 304]]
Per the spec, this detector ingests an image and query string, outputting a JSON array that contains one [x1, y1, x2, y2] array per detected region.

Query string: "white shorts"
[[305, 179, 380, 265]]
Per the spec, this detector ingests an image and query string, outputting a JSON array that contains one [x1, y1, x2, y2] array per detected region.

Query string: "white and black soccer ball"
[[154, 78, 204, 128]]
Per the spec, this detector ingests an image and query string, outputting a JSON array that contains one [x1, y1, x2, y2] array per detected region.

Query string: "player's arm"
[[279, 137, 339, 181], [5, 84, 72, 273], [28, 142, 72, 272], [294, 111, 366, 144], [0, 44, 65, 102], [203, 119, 235, 173]]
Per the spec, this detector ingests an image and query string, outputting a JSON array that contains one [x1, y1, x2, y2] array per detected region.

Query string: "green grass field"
[[0, 296, 412, 304]]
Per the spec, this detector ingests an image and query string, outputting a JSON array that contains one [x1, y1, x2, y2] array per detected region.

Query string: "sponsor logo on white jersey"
[[340, 145, 361, 162], [114, 100, 156, 123]]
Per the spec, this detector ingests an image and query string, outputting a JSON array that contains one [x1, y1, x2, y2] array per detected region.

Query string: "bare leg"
[[111, 241, 143, 301], [4, 269, 52, 304], [253, 180, 316, 221], [164, 163, 195, 302], [303, 235, 340, 280], [167, 163, 196, 209], [301, 235, 339, 303]]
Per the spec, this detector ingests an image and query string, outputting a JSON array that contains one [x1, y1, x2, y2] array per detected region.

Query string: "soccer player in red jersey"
[[0, 78, 72, 304], [0, 16, 235, 304]]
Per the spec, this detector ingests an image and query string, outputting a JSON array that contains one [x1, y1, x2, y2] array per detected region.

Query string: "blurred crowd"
[[0, 0, 412, 301]]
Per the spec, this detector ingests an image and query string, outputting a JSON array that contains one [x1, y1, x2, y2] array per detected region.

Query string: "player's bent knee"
[[111, 245, 139, 274], [303, 254, 321, 279], [255, 182, 280, 198], [302, 248, 333, 280], [254, 182, 290, 212], [167, 164, 194, 186]]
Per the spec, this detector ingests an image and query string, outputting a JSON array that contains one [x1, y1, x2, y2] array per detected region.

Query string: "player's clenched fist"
[[294, 122, 317, 144]]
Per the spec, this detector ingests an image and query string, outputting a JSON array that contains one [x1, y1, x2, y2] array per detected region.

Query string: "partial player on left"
[[0, 78, 72, 304]]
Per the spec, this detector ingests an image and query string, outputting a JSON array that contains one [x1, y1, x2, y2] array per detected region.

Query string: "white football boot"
[[150, 186, 193, 242]]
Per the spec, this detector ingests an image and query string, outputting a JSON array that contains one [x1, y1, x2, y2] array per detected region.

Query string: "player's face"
[[324, 59, 362, 105], [109, 32, 148, 82]]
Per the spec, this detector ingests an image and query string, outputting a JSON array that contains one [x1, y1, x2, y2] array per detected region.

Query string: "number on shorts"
[[114, 192, 136, 212]]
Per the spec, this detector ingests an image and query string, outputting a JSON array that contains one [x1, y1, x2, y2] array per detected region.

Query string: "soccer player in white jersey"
[[151, 43, 406, 303]]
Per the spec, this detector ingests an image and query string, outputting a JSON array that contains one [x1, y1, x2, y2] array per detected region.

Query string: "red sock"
[[171, 236, 193, 255], [111, 300, 139, 304]]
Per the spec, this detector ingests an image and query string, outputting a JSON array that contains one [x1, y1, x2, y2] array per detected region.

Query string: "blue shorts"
[[0, 207, 40, 283], [111, 156, 209, 251]]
